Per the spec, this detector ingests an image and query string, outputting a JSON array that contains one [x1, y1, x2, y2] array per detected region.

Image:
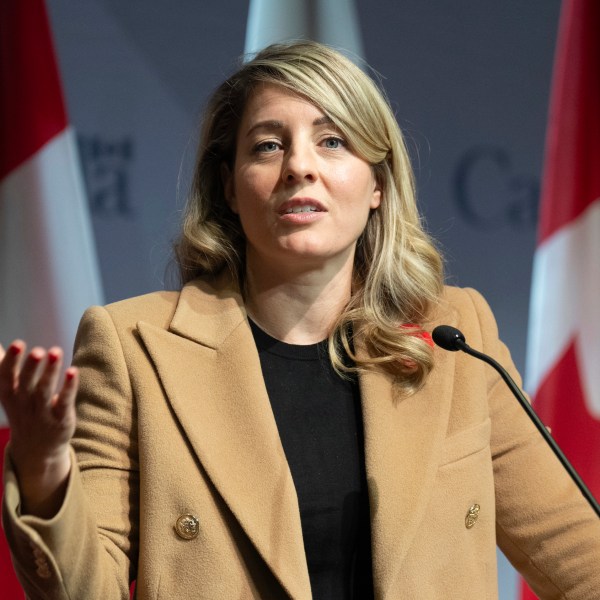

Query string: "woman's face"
[[224, 84, 381, 271]]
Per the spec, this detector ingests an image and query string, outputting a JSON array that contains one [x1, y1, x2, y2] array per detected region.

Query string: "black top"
[[250, 320, 373, 600]]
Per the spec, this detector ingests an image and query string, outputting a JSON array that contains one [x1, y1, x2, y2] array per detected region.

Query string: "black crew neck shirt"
[[249, 319, 373, 600]]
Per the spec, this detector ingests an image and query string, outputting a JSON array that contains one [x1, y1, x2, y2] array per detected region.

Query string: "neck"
[[244, 250, 354, 345]]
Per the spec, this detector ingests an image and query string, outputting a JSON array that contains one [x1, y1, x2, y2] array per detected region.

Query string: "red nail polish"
[[48, 352, 59, 365], [66, 370, 75, 382], [10, 345, 22, 356]]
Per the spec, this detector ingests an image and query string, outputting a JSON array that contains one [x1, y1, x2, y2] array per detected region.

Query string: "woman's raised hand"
[[0, 341, 79, 518]]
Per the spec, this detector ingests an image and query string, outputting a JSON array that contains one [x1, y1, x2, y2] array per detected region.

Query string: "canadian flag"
[[521, 0, 600, 598], [0, 0, 103, 595]]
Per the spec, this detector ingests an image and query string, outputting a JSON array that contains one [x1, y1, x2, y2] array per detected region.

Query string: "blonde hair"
[[175, 41, 444, 393]]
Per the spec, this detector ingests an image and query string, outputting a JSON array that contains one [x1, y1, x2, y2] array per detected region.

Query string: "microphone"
[[431, 325, 466, 352], [432, 325, 600, 519]]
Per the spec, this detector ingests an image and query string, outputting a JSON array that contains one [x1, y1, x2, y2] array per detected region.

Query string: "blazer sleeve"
[[462, 288, 600, 599], [2, 305, 138, 600]]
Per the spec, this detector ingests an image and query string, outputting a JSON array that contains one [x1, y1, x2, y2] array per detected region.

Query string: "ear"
[[221, 162, 238, 213], [370, 178, 382, 210]]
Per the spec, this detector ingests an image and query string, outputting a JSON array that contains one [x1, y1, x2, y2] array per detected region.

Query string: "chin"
[[278, 243, 354, 267]]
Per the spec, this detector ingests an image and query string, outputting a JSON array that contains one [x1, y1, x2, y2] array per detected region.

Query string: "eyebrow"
[[245, 115, 334, 137]]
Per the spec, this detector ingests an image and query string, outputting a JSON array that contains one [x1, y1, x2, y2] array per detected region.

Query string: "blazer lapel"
[[137, 278, 311, 599], [359, 326, 456, 599]]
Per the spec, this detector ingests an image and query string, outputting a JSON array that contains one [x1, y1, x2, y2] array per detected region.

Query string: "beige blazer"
[[3, 277, 600, 599]]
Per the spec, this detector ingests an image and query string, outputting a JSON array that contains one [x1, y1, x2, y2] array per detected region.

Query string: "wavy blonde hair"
[[175, 41, 444, 393]]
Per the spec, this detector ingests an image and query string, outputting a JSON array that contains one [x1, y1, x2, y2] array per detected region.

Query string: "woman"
[[2, 41, 599, 599]]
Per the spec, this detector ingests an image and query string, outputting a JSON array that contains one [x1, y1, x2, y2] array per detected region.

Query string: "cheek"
[[329, 162, 355, 187], [234, 168, 275, 207], [333, 162, 378, 206], [232, 172, 275, 236]]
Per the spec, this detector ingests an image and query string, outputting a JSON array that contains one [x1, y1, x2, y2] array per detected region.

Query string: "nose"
[[281, 142, 317, 184]]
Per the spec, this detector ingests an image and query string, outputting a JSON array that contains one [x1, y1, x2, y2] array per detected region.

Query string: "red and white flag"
[[0, 0, 103, 595], [521, 0, 600, 597]]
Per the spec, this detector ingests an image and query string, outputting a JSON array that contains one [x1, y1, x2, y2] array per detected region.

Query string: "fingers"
[[19, 347, 47, 396], [0, 340, 25, 376], [0, 340, 25, 364], [0, 342, 75, 420], [1, 343, 78, 496], [0, 341, 26, 406], [36, 347, 64, 407], [52, 367, 79, 421]]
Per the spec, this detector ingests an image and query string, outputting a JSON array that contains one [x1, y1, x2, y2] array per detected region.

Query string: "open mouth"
[[278, 198, 327, 215], [283, 205, 322, 214]]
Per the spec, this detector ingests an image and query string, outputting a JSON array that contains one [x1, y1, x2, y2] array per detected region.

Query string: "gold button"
[[175, 514, 200, 540], [465, 504, 480, 529]]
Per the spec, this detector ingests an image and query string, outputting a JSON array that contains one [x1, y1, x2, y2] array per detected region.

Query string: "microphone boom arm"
[[449, 333, 600, 519]]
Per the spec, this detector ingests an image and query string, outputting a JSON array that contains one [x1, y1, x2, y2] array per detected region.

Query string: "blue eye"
[[255, 141, 280, 153], [324, 137, 344, 149]]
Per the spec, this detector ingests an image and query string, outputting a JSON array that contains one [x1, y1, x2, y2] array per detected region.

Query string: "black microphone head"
[[432, 325, 466, 352]]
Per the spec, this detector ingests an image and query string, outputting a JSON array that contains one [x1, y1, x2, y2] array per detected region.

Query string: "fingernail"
[[48, 352, 59, 365], [10, 345, 22, 356], [66, 370, 76, 382]]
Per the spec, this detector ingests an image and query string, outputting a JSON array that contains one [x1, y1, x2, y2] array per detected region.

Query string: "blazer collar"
[[358, 342, 456, 597], [168, 274, 246, 347], [137, 275, 311, 599], [358, 296, 459, 597]]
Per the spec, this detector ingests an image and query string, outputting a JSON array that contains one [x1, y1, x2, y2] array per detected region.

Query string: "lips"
[[277, 198, 326, 215], [284, 205, 319, 214]]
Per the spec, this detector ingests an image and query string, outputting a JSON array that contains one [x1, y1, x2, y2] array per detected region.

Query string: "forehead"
[[241, 83, 326, 126]]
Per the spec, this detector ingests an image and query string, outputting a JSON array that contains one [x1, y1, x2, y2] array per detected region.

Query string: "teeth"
[[285, 206, 318, 214]]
